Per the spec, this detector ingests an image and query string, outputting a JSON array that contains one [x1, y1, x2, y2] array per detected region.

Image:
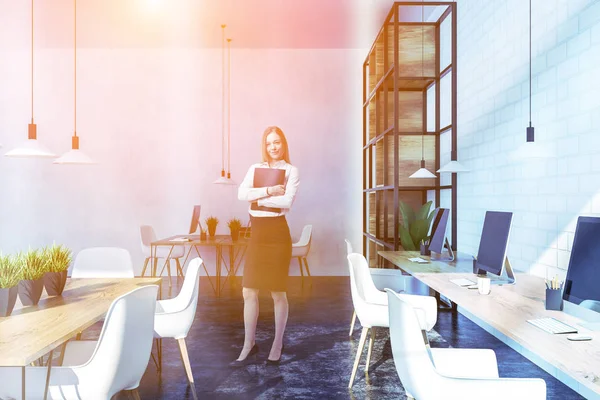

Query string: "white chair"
[[347, 253, 437, 388], [153, 257, 202, 400], [0, 285, 159, 400], [385, 288, 547, 400], [345, 239, 410, 337], [140, 225, 185, 281], [71, 247, 134, 278], [292, 224, 313, 284]]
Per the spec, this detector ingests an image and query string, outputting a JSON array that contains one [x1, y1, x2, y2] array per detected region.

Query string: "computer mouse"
[[566, 334, 592, 341]]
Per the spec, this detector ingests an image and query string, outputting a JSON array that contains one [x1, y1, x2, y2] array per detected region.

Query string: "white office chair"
[[0, 285, 158, 400], [71, 247, 134, 278], [345, 239, 410, 337], [153, 257, 202, 400], [140, 225, 185, 280], [347, 253, 437, 388], [292, 224, 312, 284], [386, 288, 547, 400]]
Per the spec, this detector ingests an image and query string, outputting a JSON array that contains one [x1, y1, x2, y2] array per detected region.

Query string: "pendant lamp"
[[410, 4, 435, 179], [510, 0, 555, 160], [5, 0, 56, 158], [54, 0, 95, 164], [214, 25, 236, 185]]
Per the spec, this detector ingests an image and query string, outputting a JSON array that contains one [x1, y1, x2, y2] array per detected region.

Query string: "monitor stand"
[[488, 257, 516, 285], [431, 237, 455, 262]]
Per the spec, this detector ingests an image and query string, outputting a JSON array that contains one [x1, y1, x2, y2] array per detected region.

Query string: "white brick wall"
[[456, 0, 600, 280]]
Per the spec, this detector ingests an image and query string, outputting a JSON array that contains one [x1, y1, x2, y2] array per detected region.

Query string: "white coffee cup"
[[478, 277, 491, 295]]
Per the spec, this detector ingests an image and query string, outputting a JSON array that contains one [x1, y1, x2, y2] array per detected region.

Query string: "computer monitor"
[[562, 216, 600, 329], [475, 211, 515, 284], [189, 205, 201, 234], [429, 208, 454, 261]]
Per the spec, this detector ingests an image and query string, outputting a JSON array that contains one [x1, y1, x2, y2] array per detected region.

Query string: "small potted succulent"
[[199, 224, 207, 241], [0, 254, 22, 317], [227, 217, 242, 242], [17, 249, 48, 306], [43, 244, 72, 296], [206, 216, 219, 238]]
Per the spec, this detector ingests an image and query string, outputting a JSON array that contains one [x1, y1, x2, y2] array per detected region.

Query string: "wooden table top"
[[0, 277, 161, 366], [152, 234, 249, 247], [379, 250, 600, 396]]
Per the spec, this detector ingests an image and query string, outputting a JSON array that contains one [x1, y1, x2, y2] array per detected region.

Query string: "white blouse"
[[237, 160, 300, 218]]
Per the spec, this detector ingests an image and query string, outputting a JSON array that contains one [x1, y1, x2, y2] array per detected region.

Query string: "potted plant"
[[398, 200, 436, 252], [16, 248, 48, 306], [199, 225, 207, 241], [43, 244, 72, 296], [0, 254, 21, 317], [206, 216, 219, 238], [227, 217, 243, 242]]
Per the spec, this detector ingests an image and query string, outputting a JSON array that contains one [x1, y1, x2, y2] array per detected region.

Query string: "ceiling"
[[0, 0, 384, 49], [0, 0, 445, 49]]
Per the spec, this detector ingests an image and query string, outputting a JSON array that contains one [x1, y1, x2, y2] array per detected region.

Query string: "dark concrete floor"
[[89, 276, 582, 399]]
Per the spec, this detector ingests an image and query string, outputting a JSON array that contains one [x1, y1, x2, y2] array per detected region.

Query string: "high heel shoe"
[[230, 344, 259, 367], [266, 345, 285, 365]]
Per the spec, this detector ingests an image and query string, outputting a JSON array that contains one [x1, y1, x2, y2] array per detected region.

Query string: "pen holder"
[[420, 243, 430, 256], [545, 288, 562, 311]]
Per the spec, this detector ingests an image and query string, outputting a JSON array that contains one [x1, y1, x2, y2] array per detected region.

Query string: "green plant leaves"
[[399, 200, 437, 251], [399, 201, 416, 228], [0, 254, 21, 288]]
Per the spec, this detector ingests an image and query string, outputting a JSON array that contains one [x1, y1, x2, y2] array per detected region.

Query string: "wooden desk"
[[379, 251, 600, 399], [0, 277, 161, 399], [151, 235, 249, 296]]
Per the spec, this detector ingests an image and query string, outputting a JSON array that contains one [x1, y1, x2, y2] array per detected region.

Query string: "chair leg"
[[365, 327, 376, 372], [349, 311, 357, 336], [348, 327, 369, 388], [176, 258, 185, 279], [302, 257, 312, 285], [129, 389, 142, 400], [140, 257, 150, 277], [297, 257, 304, 277], [177, 338, 198, 400], [166, 259, 172, 288]]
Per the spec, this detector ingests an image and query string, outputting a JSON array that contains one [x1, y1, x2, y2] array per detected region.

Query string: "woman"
[[234, 126, 300, 365]]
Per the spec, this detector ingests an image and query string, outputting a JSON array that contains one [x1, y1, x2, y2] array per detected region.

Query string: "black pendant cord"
[[421, 4, 425, 162], [529, 0, 532, 128]]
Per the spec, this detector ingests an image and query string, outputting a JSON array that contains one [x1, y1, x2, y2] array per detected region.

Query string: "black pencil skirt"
[[242, 215, 292, 292]]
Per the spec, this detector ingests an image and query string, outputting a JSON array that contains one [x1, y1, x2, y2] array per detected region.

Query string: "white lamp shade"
[[4, 139, 56, 158], [409, 167, 437, 179], [213, 176, 237, 185], [437, 160, 470, 173], [54, 149, 95, 164]]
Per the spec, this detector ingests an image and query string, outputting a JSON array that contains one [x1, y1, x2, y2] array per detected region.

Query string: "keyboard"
[[450, 278, 477, 287], [527, 317, 578, 334]]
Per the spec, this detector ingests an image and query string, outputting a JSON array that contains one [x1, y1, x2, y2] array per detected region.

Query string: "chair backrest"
[[347, 253, 387, 322], [296, 224, 313, 248], [72, 247, 135, 278], [140, 225, 157, 256], [386, 288, 439, 399], [344, 239, 353, 255], [158, 257, 202, 337], [85, 285, 158, 397]]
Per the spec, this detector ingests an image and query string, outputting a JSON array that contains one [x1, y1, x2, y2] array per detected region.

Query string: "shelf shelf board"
[[363, 233, 395, 249], [363, 185, 452, 192], [365, 64, 395, 106], [365, 126, 395, 149]]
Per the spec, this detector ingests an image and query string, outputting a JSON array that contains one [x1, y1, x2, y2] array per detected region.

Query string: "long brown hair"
[[261, 126, 291, 164]]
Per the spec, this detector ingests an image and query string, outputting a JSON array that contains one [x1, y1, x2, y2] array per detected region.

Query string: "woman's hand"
[[268, 185, 286, 196]]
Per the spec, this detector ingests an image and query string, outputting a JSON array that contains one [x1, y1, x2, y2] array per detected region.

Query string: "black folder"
[[251, 168, 285, 213]]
